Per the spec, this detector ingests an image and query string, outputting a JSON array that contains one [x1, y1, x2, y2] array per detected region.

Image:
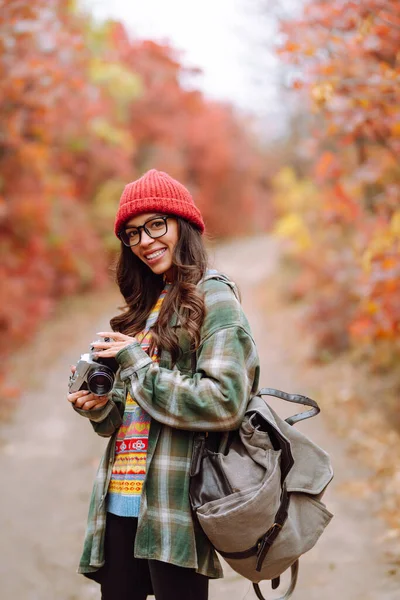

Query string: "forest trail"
[[1, 236, 399, 600]]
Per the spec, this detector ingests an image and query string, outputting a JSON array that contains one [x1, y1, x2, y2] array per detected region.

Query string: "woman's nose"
[[139, 230, 154, 247]]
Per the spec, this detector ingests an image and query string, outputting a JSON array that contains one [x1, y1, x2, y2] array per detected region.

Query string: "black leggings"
[[99, 512, 209, 600]]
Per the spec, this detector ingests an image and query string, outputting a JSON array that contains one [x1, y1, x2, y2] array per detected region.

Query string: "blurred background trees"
[[271, 0, 400, 370], [267, 1, 400, 530], [0, 0, 272, 393], [2, 0, 400, 430]]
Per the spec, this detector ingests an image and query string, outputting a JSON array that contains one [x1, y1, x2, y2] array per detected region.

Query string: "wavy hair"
[[110, 218, 208, 364]]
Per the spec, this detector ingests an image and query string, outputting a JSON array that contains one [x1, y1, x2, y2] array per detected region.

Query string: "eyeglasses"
[[118, 215, 171, 247]]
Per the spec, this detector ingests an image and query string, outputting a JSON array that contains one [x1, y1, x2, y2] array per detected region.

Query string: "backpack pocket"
[[242, 492, 333, 582], [195, 451, 333, 583], [195, 449, 282, 553]]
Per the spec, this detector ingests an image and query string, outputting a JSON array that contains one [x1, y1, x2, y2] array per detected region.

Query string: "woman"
[[68, 169, 260, 600]]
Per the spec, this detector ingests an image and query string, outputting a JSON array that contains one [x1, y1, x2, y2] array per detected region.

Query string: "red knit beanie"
[[114, 169, 205, 235]]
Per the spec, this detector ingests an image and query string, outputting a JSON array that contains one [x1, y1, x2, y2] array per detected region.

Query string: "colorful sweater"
[[106, 285, 169, 517]]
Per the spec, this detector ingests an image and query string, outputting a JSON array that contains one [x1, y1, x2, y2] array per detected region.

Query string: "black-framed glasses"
[[118, 215, 171, 247]]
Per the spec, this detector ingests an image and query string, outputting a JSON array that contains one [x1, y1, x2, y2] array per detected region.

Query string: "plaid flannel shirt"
[[75, 272, 260, 579]]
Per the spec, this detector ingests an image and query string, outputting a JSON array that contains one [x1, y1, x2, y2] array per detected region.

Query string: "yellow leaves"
[[358, 14, 374, 38], [89, 59, 142, 106], [357, 214, 400, 347], [272, 167, 318, 213], [91, 179, 125, 252], [365, 301, 378, 315], [271, 168, 318, 251], [357, 98, 370, 109], [67, 0, 79, 14], [311, 82, 334, 108], [84, 19, 112, 54], [66, 135, 87, 153], [89, 117, 135, 153], [274, 213, 312, 250], [390, 211, 400, 237], [362, 246, 382, 273], [273, 166, 297, 192]]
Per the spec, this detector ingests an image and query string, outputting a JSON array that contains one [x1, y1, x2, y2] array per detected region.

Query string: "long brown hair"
[[110, 218, 208, 363]]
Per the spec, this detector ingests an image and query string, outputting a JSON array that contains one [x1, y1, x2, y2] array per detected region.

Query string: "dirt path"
[[1, 236, 399, 600]]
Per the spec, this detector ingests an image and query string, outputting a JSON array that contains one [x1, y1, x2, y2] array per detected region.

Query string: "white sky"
[[81, 0, 285, 123]]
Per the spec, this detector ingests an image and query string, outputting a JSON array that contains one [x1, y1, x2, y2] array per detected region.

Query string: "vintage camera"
[[69, 338, 119, 396]]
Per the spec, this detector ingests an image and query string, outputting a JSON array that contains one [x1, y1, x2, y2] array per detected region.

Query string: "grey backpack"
[[190, 388, 334, 600]]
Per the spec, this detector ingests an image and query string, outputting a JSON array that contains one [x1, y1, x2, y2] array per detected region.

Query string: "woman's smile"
[[125, 212, 179, 279], [144, 247, 168, 263]]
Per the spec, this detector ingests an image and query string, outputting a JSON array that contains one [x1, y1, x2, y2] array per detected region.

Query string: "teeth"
[[146, 249, 166, 260]]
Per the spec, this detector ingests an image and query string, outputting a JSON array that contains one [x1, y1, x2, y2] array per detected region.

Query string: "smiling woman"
[[67, 168, 260, 600], [119, 213, 179, 280]]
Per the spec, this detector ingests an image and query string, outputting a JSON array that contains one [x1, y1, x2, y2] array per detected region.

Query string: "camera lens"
[[87, 366, 114, 396]]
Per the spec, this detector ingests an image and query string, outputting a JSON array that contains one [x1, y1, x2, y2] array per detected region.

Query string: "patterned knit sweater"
[[106, 284, 169, 517]]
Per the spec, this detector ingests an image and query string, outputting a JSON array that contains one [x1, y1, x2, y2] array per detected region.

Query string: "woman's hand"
[[67, 365, 109, 411], [91, 331, 137, 358], [68, 389, 110, 411]]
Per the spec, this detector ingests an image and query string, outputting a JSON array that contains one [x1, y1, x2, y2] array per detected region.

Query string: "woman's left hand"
[[91, 331, 137, 358]]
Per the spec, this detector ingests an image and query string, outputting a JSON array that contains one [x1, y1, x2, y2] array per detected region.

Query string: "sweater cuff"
[[116, 342, 152, 379]]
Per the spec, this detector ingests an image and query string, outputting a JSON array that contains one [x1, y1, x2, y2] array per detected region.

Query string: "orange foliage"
[[1, 1, 271, 399], [275, 0, 400, 361], [1, 1, 110, 355]]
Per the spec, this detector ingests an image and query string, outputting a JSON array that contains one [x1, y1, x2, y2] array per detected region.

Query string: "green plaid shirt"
[[75, 272, 260, 579]]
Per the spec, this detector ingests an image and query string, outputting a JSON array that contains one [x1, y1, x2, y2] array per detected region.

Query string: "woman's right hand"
[[68, 389, 110, 411], [67, 366, 110, 411]]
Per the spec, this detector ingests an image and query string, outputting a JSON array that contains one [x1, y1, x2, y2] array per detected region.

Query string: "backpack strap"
[[253, 560, 299, 600], [257, 388, 320, 426]]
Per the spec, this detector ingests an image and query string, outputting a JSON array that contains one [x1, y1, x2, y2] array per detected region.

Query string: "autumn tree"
[[1, 2, 272, 399], [273, 0, 400, 361]]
